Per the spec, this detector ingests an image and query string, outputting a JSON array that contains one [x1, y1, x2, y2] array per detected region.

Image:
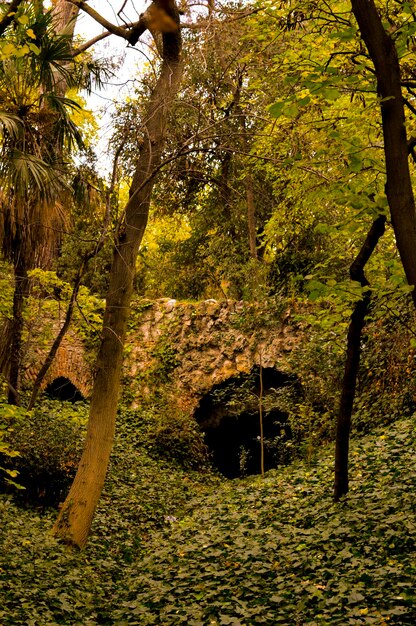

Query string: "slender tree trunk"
[[27, 266, 84, 410], [28, 141, 120, 410], [258, 353, 264, 478], [7, 257, 30, 405], [350, 1, 416, 306], [53, 15, 183, 549], [334, 216, 386, 501], [246, 170, 257, 259], [0, 318, 13, 378]]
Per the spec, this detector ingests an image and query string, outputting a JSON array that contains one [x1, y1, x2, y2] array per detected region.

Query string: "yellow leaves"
[[14, 44, 29, 58], [65, 89, 98, 145], [17, 15, 29, 25], [0, 14, 39, 59], [4, 468, 18, 478], [1, 42, 16, 57], [0, 39, 36, 60], [28, 43, 41, 55]]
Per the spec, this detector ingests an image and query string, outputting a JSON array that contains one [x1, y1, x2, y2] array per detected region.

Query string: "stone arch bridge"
[[26, 298, 301, 412], [26, 298, 303, 477]]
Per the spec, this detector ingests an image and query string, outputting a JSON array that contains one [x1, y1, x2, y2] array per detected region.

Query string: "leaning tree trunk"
[[334, 216, 386, 501], [53, 16, 183, 549], [27, 143, 118, 411], [28, 263, 84, 410], [350, 0, 416, 305]]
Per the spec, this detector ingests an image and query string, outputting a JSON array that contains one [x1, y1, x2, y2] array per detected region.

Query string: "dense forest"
[[0, 0, 415, 623]]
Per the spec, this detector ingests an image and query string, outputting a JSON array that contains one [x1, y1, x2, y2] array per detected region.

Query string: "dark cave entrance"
[[195, 367, 298, 478], [44, 377, 85, 403]]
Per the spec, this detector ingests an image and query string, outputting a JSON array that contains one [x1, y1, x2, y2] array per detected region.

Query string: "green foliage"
[[28, 267, 105, 355], [281, 285, 416, 463], [99, 406, 214, 538], [0, 399, 88, 505], [0, 260, 13, 319], [107, 416, 416, 625], [0, 402, 22, 488], [228, 298, 287, 333], [74, 286, 105, 352], [354, 298, 416, 430], [0, 398, 210, 508], [146, 406, 210, 471], [149, 334, 179, 382], [0, 412, 415, 624]]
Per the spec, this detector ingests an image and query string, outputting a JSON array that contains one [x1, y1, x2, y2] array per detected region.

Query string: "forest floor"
[[1, 411, 415, 625]]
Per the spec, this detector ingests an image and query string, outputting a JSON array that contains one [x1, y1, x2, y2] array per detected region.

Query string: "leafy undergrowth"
[[1, 415, 415, 625]]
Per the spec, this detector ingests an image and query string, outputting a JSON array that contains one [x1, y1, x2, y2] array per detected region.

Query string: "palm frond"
[[1, 150, 64, 201], [35, 32, 74, 91], [0, 110, 23, 139], [75, 58, 116, 95], [41, 92, 85, 151]]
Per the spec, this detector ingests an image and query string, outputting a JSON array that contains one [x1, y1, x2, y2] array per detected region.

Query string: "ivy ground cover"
[[1, 414, 415, 625]]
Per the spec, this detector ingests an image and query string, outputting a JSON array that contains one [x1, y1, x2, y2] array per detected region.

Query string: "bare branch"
[[67, 0, 129, 39], [72, 31, 111, 57], [181, 6, 262, 31]]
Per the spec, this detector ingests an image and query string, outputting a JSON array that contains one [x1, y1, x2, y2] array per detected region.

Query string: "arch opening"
[[194, 367, 297, 478], [44, 377, 85, 403]]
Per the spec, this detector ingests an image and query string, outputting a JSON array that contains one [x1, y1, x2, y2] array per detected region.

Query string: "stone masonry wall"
[[124, 298, 300, 411], [23, 298, 301, 409]]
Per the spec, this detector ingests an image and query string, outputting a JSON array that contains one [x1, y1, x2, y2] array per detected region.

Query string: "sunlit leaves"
[[16, 14, 29, 26], [0, 7, 40, 60], [0, 110, 22, 138]]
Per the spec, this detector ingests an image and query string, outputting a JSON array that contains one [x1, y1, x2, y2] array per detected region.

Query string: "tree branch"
[[181, 6, 263, 31], [72, 31, 111, 57], [67, 0, 130, 39], [0, 0, 24, 36], [69, 1, 259, 54]]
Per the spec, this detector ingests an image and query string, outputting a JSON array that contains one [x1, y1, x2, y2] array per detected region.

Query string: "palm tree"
[[0, 2, 84, 404]]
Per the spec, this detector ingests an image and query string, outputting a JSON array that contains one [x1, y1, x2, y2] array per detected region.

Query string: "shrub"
[[147, 406, 210, 471], [0, 403, 21, 488], [0, 399, 87, 506]]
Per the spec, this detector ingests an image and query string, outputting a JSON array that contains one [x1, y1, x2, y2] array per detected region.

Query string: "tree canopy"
[[0, 0, 416, 585]]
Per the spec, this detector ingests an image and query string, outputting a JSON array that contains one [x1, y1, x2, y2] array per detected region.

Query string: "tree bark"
[[51, 0, 79, 31], [27, 265, 84, 411], [7, 256, 30, 405], [52, 12, 183, 549], [246, 169, 257, 259], [350, 0, 416, 306], [334, 216, 386, 501]]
